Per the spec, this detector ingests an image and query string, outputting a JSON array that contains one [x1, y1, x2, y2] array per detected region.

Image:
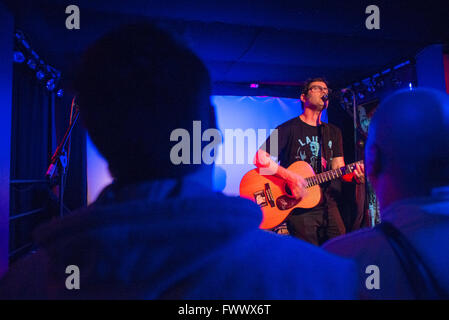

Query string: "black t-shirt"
[[260, 116, 344, 208]]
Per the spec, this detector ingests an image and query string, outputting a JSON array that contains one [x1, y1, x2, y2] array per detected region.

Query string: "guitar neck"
[[305, 161, 363, 188]]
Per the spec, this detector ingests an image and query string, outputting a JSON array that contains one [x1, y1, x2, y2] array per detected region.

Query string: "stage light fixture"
[[36, 69, 45, 80], [13, 51, 25, 63], [15, 31, 24, 40], [339, 89, 354, 113], [353, 82, 366, 101], [46, 78, 56, 91], [374, 77, 384, 88], [15, 29, 63, 97], [366, 78, 376, 93], [357, 92, 365, 100], [361, 78, 375, 94], [27, 59, 37, 70], [393, 60, 410, 70]]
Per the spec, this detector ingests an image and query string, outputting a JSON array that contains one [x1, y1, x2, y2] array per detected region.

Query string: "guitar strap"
[[318, 122, 330, 232], [317, 123, 323, 173], [377, 221, 449, 299], [318, 122, 328, 173]]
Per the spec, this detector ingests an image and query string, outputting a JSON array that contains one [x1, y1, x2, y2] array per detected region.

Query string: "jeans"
[[286, 205, 346, 246]]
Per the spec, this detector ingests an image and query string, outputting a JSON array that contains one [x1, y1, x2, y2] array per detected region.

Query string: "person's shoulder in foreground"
[[323, 194, 449, 299], [0, 180, 358, 299], [323, 87, 449, 299]]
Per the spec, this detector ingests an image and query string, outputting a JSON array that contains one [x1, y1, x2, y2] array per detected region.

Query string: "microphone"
[[322, 94, 328, 102]]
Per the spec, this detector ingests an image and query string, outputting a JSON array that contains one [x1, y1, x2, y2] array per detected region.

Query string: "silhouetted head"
[[365, 88, 449, 208], [74, 22, 215, 184]]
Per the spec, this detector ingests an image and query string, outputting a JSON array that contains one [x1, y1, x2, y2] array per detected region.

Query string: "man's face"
[[301, 81, 329, 111]]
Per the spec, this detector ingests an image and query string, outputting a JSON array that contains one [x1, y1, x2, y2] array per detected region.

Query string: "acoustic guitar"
[[239, 160, 364, 229]]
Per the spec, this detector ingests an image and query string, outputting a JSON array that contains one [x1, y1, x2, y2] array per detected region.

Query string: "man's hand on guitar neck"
[[340, 163, 365, 184], [254, 150, 307, 200], [333, 157, 365, 184], [353, 163, 365, 184]]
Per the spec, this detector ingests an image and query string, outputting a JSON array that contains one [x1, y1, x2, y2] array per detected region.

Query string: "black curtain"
[[327, 98, 370, 232], [10, 62, 54, 261], [10, 61, 86, 262]]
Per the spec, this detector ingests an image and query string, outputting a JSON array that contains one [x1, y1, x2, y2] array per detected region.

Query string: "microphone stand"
[[46, 102, 80, 218], [340, 89, 358, 161]]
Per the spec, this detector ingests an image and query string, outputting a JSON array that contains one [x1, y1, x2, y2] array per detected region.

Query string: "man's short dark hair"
[[73, 22, 214, 183], [301, 77, 329, 96], [300, 77, 329, 109]]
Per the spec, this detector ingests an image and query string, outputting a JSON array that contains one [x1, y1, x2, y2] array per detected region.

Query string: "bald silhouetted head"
[[365, 88, 449, 209]]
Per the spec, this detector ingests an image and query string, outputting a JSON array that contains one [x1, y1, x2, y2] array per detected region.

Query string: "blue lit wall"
[[86, 95, 328, 202], [0, 3, 13, 276], [86, 134, 113, 204], [212, 95, 327, 196]]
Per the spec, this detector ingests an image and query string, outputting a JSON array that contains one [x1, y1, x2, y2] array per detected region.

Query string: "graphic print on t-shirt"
[[295, 136, 334, 172]]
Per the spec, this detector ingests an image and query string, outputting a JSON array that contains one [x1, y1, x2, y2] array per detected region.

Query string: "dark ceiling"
[[5, 0, 449, 91]]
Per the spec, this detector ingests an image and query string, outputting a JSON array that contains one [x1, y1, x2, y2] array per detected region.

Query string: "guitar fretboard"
[[305, 161, 363, 188]]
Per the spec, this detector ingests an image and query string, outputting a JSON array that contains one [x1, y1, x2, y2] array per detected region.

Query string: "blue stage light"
[[13, 51, 25, 63], [374, 77, 384, 88], [15, 31, 24, 40], [57, 89, 64, 97], [36, 70, 45, 80], [46, 79, 55, 91], [27, 59, 37, 70]]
